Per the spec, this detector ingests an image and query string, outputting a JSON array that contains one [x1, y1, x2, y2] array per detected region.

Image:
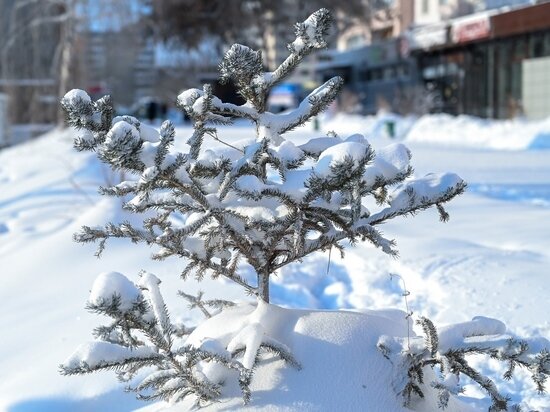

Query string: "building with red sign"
[[318, 1, 550, 119], [412, 2, 550, 119]]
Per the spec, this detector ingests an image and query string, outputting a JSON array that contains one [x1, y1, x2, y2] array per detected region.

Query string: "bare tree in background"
[[0, 0, 83, 129], [63, 0, 158, 117], [152, 0, 392, 64], [0, 0, 151, 134]]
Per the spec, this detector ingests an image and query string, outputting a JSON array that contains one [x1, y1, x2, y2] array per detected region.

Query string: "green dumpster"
[[386, 120, 395, 139]]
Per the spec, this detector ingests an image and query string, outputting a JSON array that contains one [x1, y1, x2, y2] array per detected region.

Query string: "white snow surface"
[[322, 111, 550, 150], [405, 114, 550, 150], [164, 303, 476, 411], [1, 114, 550, 411]]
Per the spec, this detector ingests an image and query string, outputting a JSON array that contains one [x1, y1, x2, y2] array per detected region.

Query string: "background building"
[[317, 0, 550, 119], [414, 1, 550, 118], [1, 0, 549, 147]]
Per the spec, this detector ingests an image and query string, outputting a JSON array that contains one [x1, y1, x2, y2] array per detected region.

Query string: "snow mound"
[[323, 112, 550, 151], [406, 114, 550, 151], [322, 112, 416, 141], [164, 303, 474, 412]]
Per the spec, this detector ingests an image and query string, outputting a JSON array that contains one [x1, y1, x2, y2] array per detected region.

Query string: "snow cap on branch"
[[177, 88, 203, 109], [219, 44, 263, 85], [62, 341, 157, 372], [63, 89, 91, 106], [89, 271, 142, 312], [289, 8, 332, 54], [389, 173, 464, 210], [314, 141, 372, 177]]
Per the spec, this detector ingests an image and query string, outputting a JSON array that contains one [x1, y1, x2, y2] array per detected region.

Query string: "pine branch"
[[263, 76, 343, 135], [178, 290, 213, 318], [267, 8, 332, 88], [378, 316, 549, 411], [367, 178, 466, 226], [417, 317, 439, 357]]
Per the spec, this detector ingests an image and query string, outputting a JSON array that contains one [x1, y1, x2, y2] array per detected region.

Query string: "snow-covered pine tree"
[[58, 8, 468, 406], [57, 9, 548, 410]]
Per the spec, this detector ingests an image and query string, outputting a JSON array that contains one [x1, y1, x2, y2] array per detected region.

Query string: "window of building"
[[531, 35, 544, 58], [422, 0, 430, 14], [346, 34, 366, 50], [397, 64, 410, 79], [370, 68, 382, 81], [372, 27, 393, 42], [383, 66, 396, 80]]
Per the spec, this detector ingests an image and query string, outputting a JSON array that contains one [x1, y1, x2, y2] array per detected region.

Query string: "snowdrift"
[[321, 112, 416, 141], [406, 114, 550, 150], [143, 303, 476, 412], [1, 119, 550, 411], [322, 112, 550, 150]]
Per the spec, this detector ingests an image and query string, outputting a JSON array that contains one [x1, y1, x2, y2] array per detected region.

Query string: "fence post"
[[0, 93, 9, 148]]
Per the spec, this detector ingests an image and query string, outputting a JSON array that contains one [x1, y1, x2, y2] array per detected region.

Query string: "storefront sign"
[[452, 15, 490, 44], [409, 24, 448, 51]]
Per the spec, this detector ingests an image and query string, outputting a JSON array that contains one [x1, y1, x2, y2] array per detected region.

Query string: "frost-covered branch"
[[266, 8, 332, 89], [60, 272, 256, 406], [260, 76, 343, 134], [178, 290, 236, 319], [378, 316, 550, 411], [61, 272, 303, 406], [367, 174, 467, 225]]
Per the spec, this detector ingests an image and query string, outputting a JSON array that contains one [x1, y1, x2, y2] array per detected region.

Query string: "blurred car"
[[267, 83, 305, 113]]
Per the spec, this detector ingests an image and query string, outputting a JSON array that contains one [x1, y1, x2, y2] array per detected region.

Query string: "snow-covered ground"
[[1, 114, 549, 411]]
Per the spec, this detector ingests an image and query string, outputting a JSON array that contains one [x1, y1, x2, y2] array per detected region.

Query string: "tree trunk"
[[257, 270, 270, 303], [57, 1, 74, 127]]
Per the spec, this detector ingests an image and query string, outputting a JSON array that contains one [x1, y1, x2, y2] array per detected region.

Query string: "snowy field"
[[0, 113, 549, 411]]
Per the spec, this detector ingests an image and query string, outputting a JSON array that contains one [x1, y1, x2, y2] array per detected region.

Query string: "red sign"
[[452, 16, 490, 44]]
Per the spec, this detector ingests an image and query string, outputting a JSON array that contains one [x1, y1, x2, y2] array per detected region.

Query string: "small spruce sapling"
[[61, 8, 550, 408]]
